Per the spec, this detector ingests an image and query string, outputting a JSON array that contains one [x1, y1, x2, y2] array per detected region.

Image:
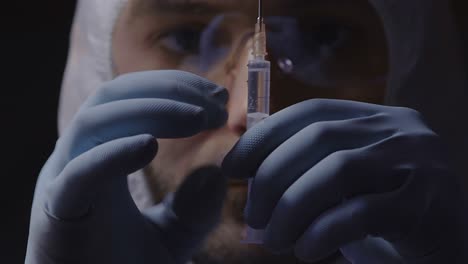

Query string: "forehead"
[[131, 0, 371, 16], [133, 0, 251, 14]]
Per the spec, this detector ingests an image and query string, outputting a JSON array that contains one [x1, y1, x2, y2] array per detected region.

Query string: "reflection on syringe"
[[247, 60, 270, 129]]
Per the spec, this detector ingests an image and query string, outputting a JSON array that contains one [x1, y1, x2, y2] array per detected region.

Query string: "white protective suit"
[[58, 0, 468, 221]]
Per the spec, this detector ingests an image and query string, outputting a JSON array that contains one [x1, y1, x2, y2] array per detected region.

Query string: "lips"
[[228, 178, 249, 187]]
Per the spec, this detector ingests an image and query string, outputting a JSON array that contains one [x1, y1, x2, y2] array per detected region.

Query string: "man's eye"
[[304, 22, 351, 51], [267, 17, 351, 62], [158, 27, 203, 55], [265, 16, 359, 87]]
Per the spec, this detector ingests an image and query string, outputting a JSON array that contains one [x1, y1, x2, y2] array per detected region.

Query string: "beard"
[[137, 131, 345, 264], [144, 165, 302, 264]]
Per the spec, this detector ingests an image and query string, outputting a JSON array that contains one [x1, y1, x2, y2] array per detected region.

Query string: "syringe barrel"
[[243, 59, 271, 245], [247, 59, 271, 129]]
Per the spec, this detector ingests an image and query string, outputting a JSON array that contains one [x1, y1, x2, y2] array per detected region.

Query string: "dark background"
[[2, 1, 77, 262]]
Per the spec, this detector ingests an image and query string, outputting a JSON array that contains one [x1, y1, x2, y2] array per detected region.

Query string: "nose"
[[226, 54, 249, 135], [221, 44, 251, 135], [203, 35, 252, 136]]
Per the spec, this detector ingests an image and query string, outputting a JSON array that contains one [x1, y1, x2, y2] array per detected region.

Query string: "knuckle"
[[275, 193, 295, 217], [394, 106, 423, 120], [373, 111, 393, 122], [96, 87, 110, 101], [406, 107, 423, 118], [393, 130, 438, 146], [44, 180, 57, 199], [330, 150, 353, 169], [72, 109, 94, 131], [388, 132, 415, 147], [305, 98, 329, 111], [94, 79, 117, 101], [309, 121, 336, 140], [328, 149, 363, 192]]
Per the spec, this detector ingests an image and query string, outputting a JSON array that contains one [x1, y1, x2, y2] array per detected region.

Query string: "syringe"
[[243, 0, 270, 244]]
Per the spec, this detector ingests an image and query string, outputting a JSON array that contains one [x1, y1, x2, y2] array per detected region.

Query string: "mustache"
[[145, 164, 248, 207]]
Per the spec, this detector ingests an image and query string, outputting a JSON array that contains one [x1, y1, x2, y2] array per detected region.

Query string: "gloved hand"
[[223, 99, 468, 263], [25, 70, 229, 264]]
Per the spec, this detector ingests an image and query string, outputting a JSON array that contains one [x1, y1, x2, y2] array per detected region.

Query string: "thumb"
[[143, 166, 227, 263]]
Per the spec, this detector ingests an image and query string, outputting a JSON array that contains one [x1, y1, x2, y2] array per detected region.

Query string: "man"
[[26, 0, 468, 263]]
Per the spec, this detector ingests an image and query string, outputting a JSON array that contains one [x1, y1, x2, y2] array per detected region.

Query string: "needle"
[[258, 0, 263, 19]]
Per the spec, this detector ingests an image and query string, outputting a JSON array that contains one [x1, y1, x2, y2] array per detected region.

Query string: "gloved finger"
[[142, 166, 227, 263], [261, 145, 409, 252], [340, 237, 403, 264], [60, 98, 227, 162], [246, 114, 393, 229], [46, 134, 157, 220], [293, 188, 414, 262], [83, 70, 229, 111], [222, 99, 382, 179]]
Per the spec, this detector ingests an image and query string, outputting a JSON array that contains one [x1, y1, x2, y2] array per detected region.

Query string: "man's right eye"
[[157, 27, 204, 55]]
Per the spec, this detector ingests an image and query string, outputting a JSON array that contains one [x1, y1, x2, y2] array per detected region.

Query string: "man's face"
[[112, 0, 388, 262]]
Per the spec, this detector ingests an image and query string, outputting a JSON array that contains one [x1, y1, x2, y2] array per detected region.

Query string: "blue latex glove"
[[25, 70, 229, 264], [223, 99, 468, 263]]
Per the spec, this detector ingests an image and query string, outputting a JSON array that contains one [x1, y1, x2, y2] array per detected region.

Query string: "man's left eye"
[[158, 27, 203, 55]]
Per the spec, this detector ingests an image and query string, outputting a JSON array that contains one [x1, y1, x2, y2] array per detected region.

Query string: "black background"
[[1, 1, 76, 262]]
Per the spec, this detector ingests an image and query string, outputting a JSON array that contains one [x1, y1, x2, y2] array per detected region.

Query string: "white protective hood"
[[58, 0, 468, 202], [59, 0, 126, 132]]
